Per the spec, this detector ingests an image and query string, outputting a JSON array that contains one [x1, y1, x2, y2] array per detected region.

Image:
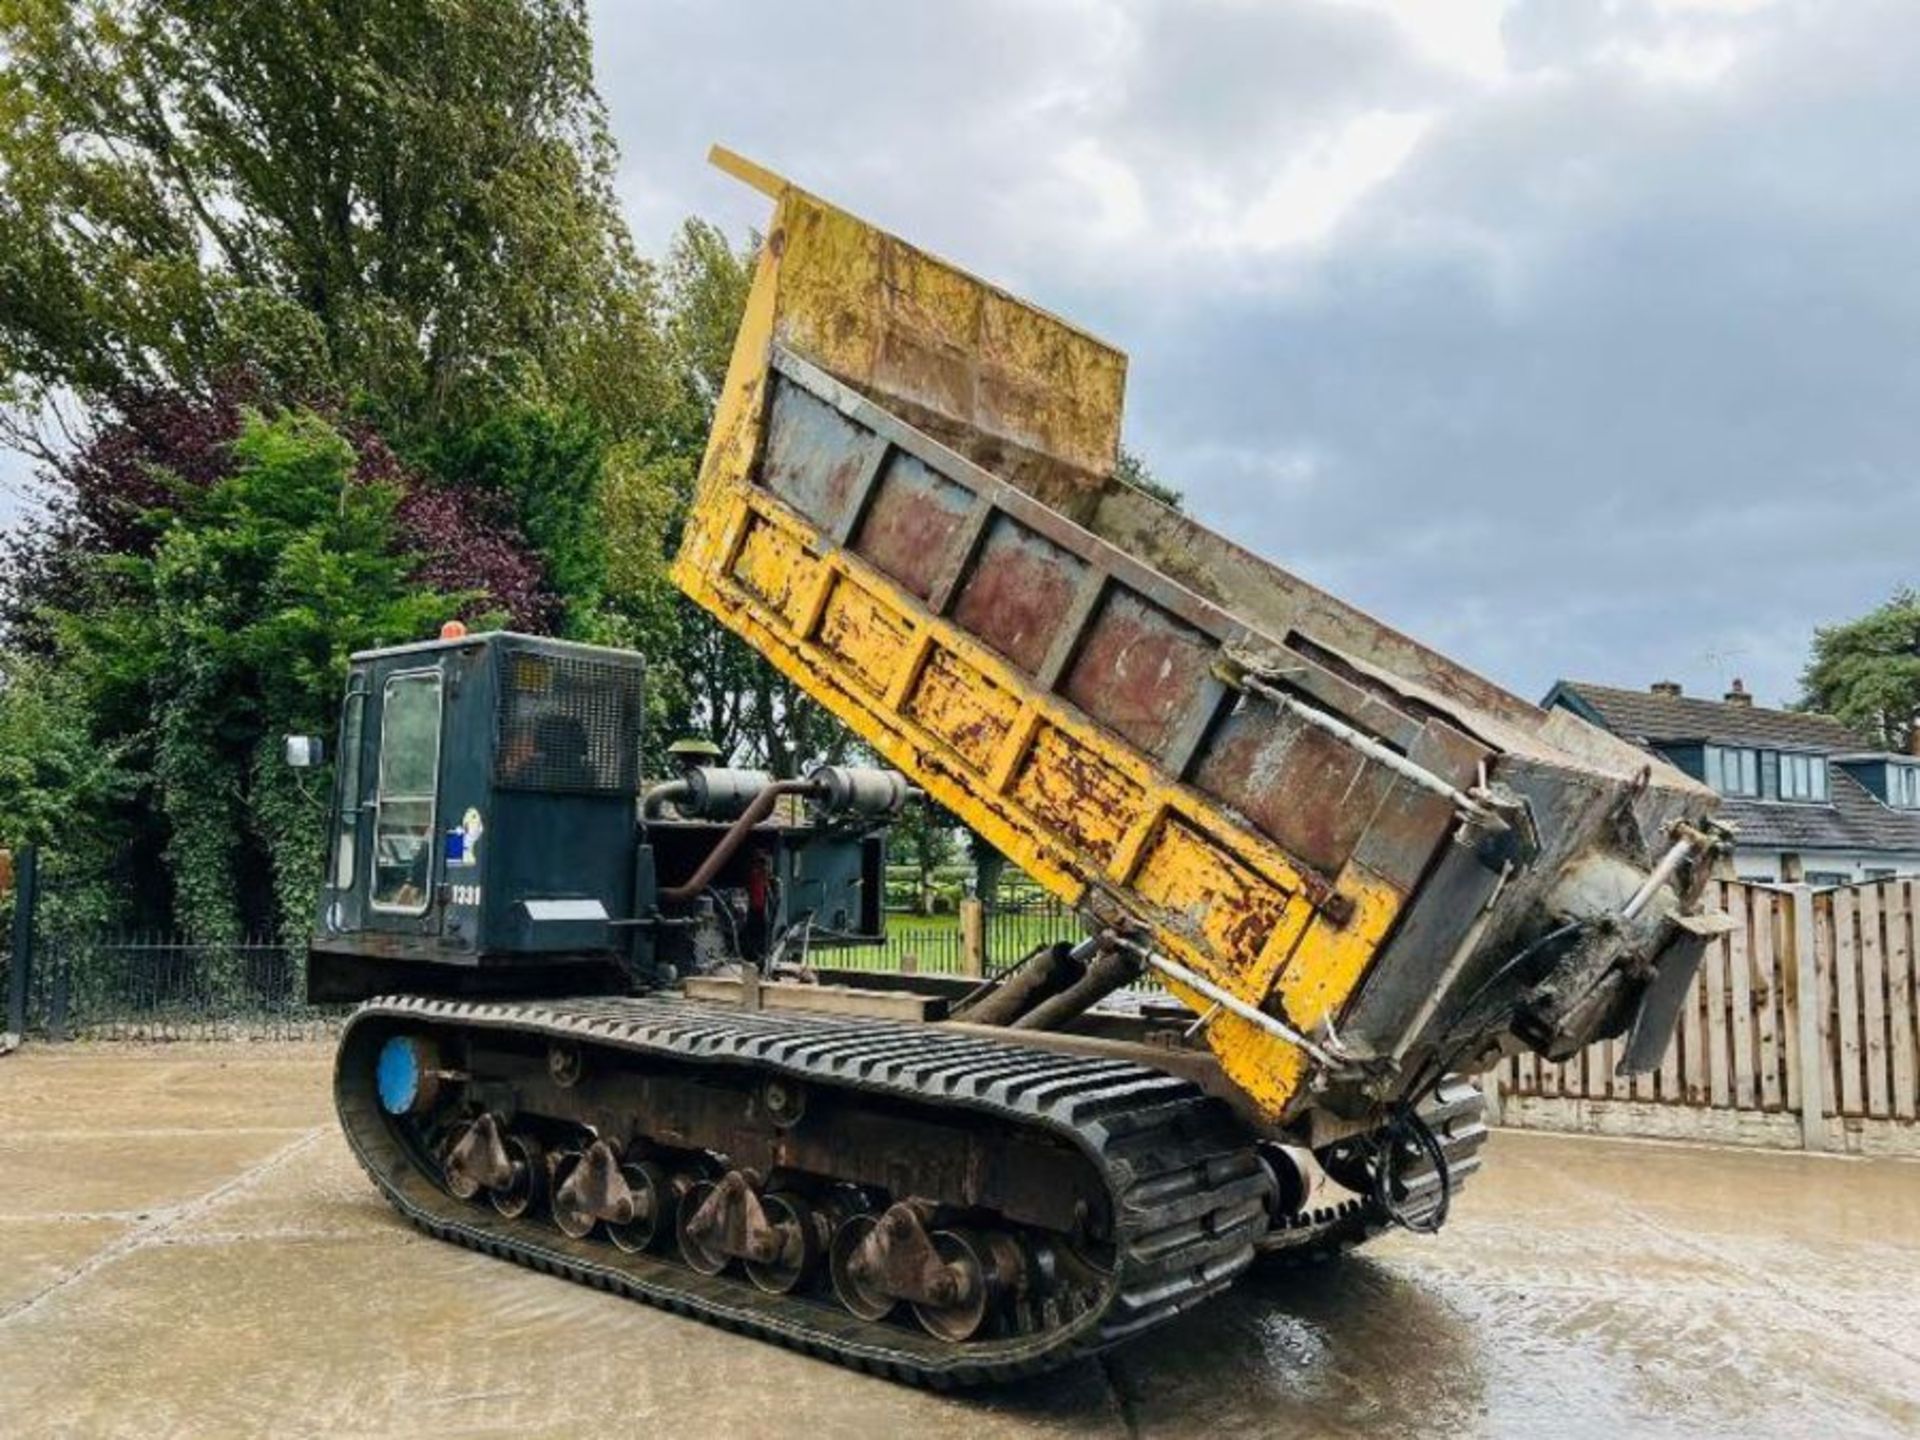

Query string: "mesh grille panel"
[[494, 649, 643, 794]]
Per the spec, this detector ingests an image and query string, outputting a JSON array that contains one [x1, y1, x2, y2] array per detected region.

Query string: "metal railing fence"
[[2, 879, 1088, 1040]]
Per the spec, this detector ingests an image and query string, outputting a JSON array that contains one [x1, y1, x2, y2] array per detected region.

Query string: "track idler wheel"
[[830, 1201, 1028, 1343], [552, 1140, 638, 1240]]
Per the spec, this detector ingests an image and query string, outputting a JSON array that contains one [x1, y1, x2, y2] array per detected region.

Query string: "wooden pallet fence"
[[1493, 880, 1920, 1153]]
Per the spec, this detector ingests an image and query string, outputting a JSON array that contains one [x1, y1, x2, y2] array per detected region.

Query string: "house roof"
[[1546, 681, 1920, 856], [1545, 681, 1865, 752], [1717, 768, 1920, 854]]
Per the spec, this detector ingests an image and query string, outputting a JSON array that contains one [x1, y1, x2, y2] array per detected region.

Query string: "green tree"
[[0, 0, 660, 448], [1802, 589, 1920, 752], [419, 402, 608, 636], [0, 652, 130, 851], [609, 218, 853, 774], [56, 408, 460, 944], [890, 795, 963, 916]]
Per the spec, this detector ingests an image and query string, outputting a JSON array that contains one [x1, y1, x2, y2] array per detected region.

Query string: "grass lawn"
[[826, 907, 1084, 976]]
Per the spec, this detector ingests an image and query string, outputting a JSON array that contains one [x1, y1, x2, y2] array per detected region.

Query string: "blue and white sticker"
[[453, 807, 484, 867]]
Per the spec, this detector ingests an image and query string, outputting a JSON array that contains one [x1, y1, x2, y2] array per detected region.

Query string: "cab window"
[[332, 686, 366, 890], [371, 670, 443, 912]]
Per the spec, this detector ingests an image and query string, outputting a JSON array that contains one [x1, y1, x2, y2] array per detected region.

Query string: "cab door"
[[363, 664, 447, 934], [320, 669, 372, 937]]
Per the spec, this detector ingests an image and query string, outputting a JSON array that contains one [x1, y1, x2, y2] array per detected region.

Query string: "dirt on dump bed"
[[1, 1041, 1917, 1437]]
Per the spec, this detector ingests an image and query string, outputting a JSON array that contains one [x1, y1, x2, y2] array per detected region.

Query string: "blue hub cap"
[[376, 1035, 425, 1115]]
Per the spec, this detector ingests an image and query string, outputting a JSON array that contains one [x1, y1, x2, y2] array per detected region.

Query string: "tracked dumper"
[[316, 149, 1729, 1386]]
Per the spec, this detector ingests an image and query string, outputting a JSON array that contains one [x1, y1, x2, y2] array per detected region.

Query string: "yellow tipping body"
[[674, 149, 1413, 1121]]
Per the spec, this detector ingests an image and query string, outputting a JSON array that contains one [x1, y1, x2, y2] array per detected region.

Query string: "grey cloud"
[[590, 0, 1919, 711], [10, 2, 1890, 718]]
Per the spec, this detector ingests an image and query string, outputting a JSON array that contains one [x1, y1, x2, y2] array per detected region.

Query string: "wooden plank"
[[1706, 924, 1731, 1108], [1728, 887, 1756, 1110], [1834, 887, 1863, 1116], [1516, 1049, 1537, 1095], [1752, 887, 1781, 1111], [681, 975, 948, 1021], [1774, 890, 1801, 1112], [1814, 891, 1837, 1119], [1890, 879, 1918, 1121], [1681, 946, 1709, 1105], [1861, 883, 1890, 1118]]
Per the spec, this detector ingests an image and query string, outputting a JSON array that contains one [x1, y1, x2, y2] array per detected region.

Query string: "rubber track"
[[335, 995, 1272, 1387], [1256, 1075, 1490, 1265]]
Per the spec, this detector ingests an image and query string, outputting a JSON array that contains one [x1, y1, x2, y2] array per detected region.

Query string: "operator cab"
[[306, 629, 648, 1001], [303, 628, 901, 1005]]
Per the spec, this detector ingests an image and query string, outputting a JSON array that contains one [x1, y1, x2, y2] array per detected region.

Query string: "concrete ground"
[[1, 1044, 1917, 1439]]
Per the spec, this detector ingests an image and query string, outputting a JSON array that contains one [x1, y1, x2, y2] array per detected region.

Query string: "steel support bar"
[[1230, 668, 1506, 832], [1120, 940, 1340, 1066]]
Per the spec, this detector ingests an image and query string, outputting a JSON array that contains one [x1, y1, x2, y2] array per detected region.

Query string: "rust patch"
[[950, 515, 1086, 675], [1061, 589, 1212, 758], [851, 451, 974, 600], [903, 646, 1018, 772], [816, 576, 913, 695], [1009, 722, 1140, 864], [1191, 694, 1395, 878], [1131, 817, 1296, 976], [730, 516, 817, 625]]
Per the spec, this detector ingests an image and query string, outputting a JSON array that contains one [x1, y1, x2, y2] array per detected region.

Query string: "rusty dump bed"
[[674, 148, 1722, 1123]]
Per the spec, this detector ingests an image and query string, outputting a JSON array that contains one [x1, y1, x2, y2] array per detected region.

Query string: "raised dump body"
[[675, 148, 1727, 1123]]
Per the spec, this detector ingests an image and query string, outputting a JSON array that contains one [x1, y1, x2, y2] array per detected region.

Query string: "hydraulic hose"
[[1375, 1103, 1452, 1235]]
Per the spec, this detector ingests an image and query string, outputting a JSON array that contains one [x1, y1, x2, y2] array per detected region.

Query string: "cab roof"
[[348, 630, 645, 667]]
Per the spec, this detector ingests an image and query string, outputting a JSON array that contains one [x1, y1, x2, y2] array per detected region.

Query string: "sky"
[[585, 0, 1920, 709], [4, 1, 1911, 711]]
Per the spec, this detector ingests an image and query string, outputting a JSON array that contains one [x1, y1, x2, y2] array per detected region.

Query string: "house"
[[1543, 679, 1920, 886]]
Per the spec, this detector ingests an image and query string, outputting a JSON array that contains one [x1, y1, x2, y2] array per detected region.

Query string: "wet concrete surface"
[[1, 1042, 1917, 1438]]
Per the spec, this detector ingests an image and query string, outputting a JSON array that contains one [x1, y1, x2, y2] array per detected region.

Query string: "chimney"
[[1724, 678, 1752, 707], [1650, 680, 1682, 697]]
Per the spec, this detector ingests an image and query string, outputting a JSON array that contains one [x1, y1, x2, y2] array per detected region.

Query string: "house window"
[[1705, 745, 1760, 798], [1889, 765, 1920, 810], [1778, 752, 1829, 803]]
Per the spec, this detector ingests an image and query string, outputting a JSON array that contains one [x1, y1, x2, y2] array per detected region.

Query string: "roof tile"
[[1554, 682, 1865, 751]]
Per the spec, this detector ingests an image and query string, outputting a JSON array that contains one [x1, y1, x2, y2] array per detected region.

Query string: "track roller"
[[743, 1192, 823, 1295], [441, 1112, 542, 1213], [676, 1170, 828, 1292], [489, 1132, 544, 1220], [607, 1160, 683, 1255], [830, 1201, 1030, 1342], [552, 1140, 636, 1240]]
